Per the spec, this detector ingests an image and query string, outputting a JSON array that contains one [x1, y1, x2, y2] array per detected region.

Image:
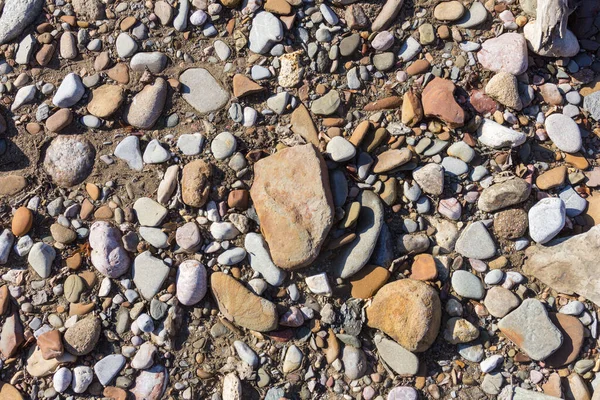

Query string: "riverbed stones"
[[0, 0, 44, 45], [123, 78, 167, 129], [44, 136, 95, 187], [524, 226, 600, 306], [53, 73, 85, 108], [132, 251, 170, 300], [374, 334, 419, 376], [413, 163, 444, 195], [478, 178, 531, 212], [63, 316, 101, 356], [485, 72, 523, 110], [451, 270, 485, 299], [498, 299, 563, 360], [211, 272, 278, 332], [421, 77, 465, 128], [477, 119, 527, 148], [455, 221, 496, 259], [28, 242, 55, 279], [90, 221, 130, 278], [180, 68, 230, 114], [545, 313, 585, 367], [176, 260, 207, 306], [249, 12, 284, 54], [244, 233, 286, 286], [528, 197, 566, 244], [250, 144, 333, 270], [484, 286, 521, 317], [367, 279, 441, 352], [477, 33, 528, 75]]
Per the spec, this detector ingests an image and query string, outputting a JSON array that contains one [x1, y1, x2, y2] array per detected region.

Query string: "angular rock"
[[366, 279, 441, 352], [422, 77, 465, 128], [524, 226, 600, 306], [87, 85, 124, 118], [374, 334, 419, 376], [131, 365, 168, 400], [123, 78, 167, 129], [455, 221, 496, 259], [290, 104, 319, 146], [133, 251, 170, 300], [0, 312, 24, 358], [477, 119, 527, 149], [250, 144, 333, 269], [0, 0, 44, 45], [181, 159, 211, 208], [477, 33, 529, 75], [498, 299, 562, 361], [545, 313, 584, 368], [478, 178, 531, 212], [211, 272, 278, 332], [63, 316, 101, 356]]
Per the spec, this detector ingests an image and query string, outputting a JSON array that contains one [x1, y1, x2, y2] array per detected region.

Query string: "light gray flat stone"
[[180, 68, 230, 114], [132, 251, 170, 300], [455, 221, 496, 260]]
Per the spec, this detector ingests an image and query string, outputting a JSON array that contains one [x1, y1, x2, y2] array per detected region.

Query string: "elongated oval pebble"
[[176, 260, 207, 306]]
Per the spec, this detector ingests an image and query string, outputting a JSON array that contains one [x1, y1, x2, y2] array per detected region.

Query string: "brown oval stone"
[[12, 207, 33, 237], [0, 382, 24, 400], [406, 59, 431, 76], [349, 264, 390, 299], [411, 254, 438, 281], [373, 148, 412, 173], [536, 166, 567, 190], [87, 85, 125, 118], [545, 313, 584, 368], [366, 279, 441, 352], [0, 176, 27, 197], [181, 159, 212, 208], [104, 386, 128, 400], [46, 109, 73, 132], [86, 183, 100, 200], [0, 285, 9, 316]]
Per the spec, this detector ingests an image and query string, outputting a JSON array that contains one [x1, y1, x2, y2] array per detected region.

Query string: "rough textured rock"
[[89, 221, 130, 278], [211, 272, 278, 332], [498, 299, 563, 361], [63, 316, 101, 356], [524, 226, 600, 306], [250, 144, 334, 270], [123, 78, 168, 129], [0, 0, 44, 45], [478, 178, 531, 212], [181, 159, 212, 208], [366, 279, 441, 352], [421, 77, 465, 128], [43, 136, 96, 187]]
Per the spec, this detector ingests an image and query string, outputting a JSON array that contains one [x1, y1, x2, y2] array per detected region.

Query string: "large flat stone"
[[524, 226, 600, 306], [180, 68, 230, 114], [250, 144, 334, 270], [0, 0, 44, 45], [332, 190, 384, 279]]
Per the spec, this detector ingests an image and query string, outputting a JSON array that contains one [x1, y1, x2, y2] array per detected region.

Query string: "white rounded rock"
[[53, 367, 72, 393], [176, 260, 207, 306], [545, 113, 582, 153], [72, 366, 94, 394], [528, 197, 566, 244], [53, 73, 85, 108], [477, 119, 526, 148], [326, 136, 356, 162]]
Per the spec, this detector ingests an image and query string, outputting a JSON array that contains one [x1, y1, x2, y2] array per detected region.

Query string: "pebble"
[[477, 119, 526, 148], [124, 78, 168, 129], [249, 12, 283, 54], [94, 354, 126, 386], [133, 251, 170, 300], [72, 366, 94, 393], [528, 197, 566, 244], [53, 367, 72, 393], [374, 335, 419, 376], [451, 270, 485, 299], [53, 73, 85, 108], [116, 33, 138, 58], [544, 113, 582, 153], [326, 136, 356, 162], [114, 136, 143, 171], [477, 33, 528, 75], [455, 222, 497, 260], [130, 52, 167, 73], [244, 233, 286, 286], [211, 131, 237, 160], [484, 286, 520, 317], [28, 242, 55, 278], [180, 68, 230, 114], [456, 1, 488, 28]]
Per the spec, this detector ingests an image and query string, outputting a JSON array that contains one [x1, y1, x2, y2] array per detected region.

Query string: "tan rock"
[[290, 103, 319, 146], [26, 346, 76, 377], [63, 315, 101, 355], [87, 84, 124, 118], [366, 279, 441, 352], [250, 144, 334, 269], [373, 148, 412, 173], [422, 77, 465, 128], [123, 78, 167, 129], [349, 265, 390, 299], [181, 159, 212, 208], [0, 285, 9, 316], [0, 382, 24, 400], [401, 90, 423, 126], [536, 166, 567, 190], [411, 254, 438, 281], [46, 108, 73, 132], [264, 0, 292, 15], [232, 74, 265, 98], [485, 71, 523, 110], [0, 176, 27, 196], [211, 272, 278, 332], [12, 206, 33, 237], [363, 96, 402, 111]]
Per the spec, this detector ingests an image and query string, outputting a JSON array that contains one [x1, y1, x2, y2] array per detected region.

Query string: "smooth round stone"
[[251, 65, 271, 80], [484, 269, 504, 285], [72, 366, 93, 393], [447, 141, 475, 162], [211, 131, 237, 160], [130, 52, 167, 73], [53, 73, 85, 108], [139, 227, 169, 248], [387, 387, 418, 400], [434, 0, 466, 21], [116, 33, 138, 58], [53, 367, 72, 393], [248, 11, 283, 54], [217, 247, 247, 265], [560, 300, 585, 316], [451, 270, 485, 299], [484, 286, 520, 317], [115, 136, 143, 171], [142, 139, 170, 164], [81, 115, 101, 128], [528, 197, 566, 244], [177, 133, 204, 156], [441, 156, 468, 175], [233, 340, 259, 367], [544, 113, 582, 153], [372, 31, 394, 51], [190, 10, 207, 26], [438, 198, 461, 220], [326, 136, 356, 162], [136, 314, 154, 333], [566, 91, 581, 105]]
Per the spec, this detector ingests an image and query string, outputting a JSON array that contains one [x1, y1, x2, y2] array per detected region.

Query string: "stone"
[[411, 254, 438, 281], [422, 77, 465, 128], [179, 68, 230, 114], [53, 73, 85, 108], [349, 265, 390, 298], [72, 366, 93, 393], [175, 222, 202, 251], [559, 186, 587, 217], [544, 113, 582, 153], [46, 109, 73, 132], [374, 334, 419, 376], [114, 136, 143, 171], [498, 299, 563, 361], [73, 0, 105, 20], [181, 159, 211, 208], [290, 104, 319, 146], [456, 2, 488, 28], [373, 149, 412, 173], [26, 347, 76, 377], [222, 373, 242, 400], [143, 140, 170, 164], [44, 136, 95, 187], [249, 12, 283, 54], [87, 85, 124, 118], [583, 91, 600, 121], [458, 342, 484, 362], [50, 223, 76, 244], [53, 368, 72, 393], [250, 144, 333, 269], [12, 207, 33, 237], [282, 345, 302, 373], [11, 85, 36, 111], [132, 342, 157, 370], [443, 317, 479, 344], [64, 275, 85, 303], [0, 312, 23, 358], [366, 279, 441, 352], [311, 90, 341, 115], [524, 226, 600, 307], [484, 286, 520, 317], [133, 197, 167, 226], [28, 242, 55, 279], [401, 90, 423, 126], [0, 0, 44, 45], [116, 33, 138, 58], [455, 221, 496, 260], [433, 1, 465, 21], [485, 72, 523, 110], [130, 365, 168, 400], [340, 34, 361, 56], [211, 272, 278, 332], [94, 354, 126, 386], [89, 221, 130, 278], [372, 0, 404, 31], [536, 166, 567, 190], [124, 78, 167, 129], [211, 131, 237, 160], [326, 136, 356, 162], [523, 21, 579, 58], [63, 316, 101, 356], [342, 346, 367, 380], [477, 33, 528, 75], [528, 197, 566, 244], [478, 178, 531, 212], [545, 313, 584, 367], [451, 270, 485, 299], [244, 233, 286, 286], [413, 163, 444, 195], [133, 251, 170, 300], [333, 190, 384, 278], [387, 387, 418, 400], [0, 176, 27, 197]]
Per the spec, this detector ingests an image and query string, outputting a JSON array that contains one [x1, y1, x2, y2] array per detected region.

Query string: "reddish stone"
[[411, 254, 438, 281], [545, 313, 584, 367], [469, 90, 498, 114], [422, 77, 465, 128]]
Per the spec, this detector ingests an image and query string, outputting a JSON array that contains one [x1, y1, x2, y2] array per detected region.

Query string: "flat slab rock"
[[180, 68, 230, 114], [524, 225, 600, 306], [250, 144, 334, 270], [210, 272, 278, 332], [498, 298, 563, 361], [332, 190, 384, 279]]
